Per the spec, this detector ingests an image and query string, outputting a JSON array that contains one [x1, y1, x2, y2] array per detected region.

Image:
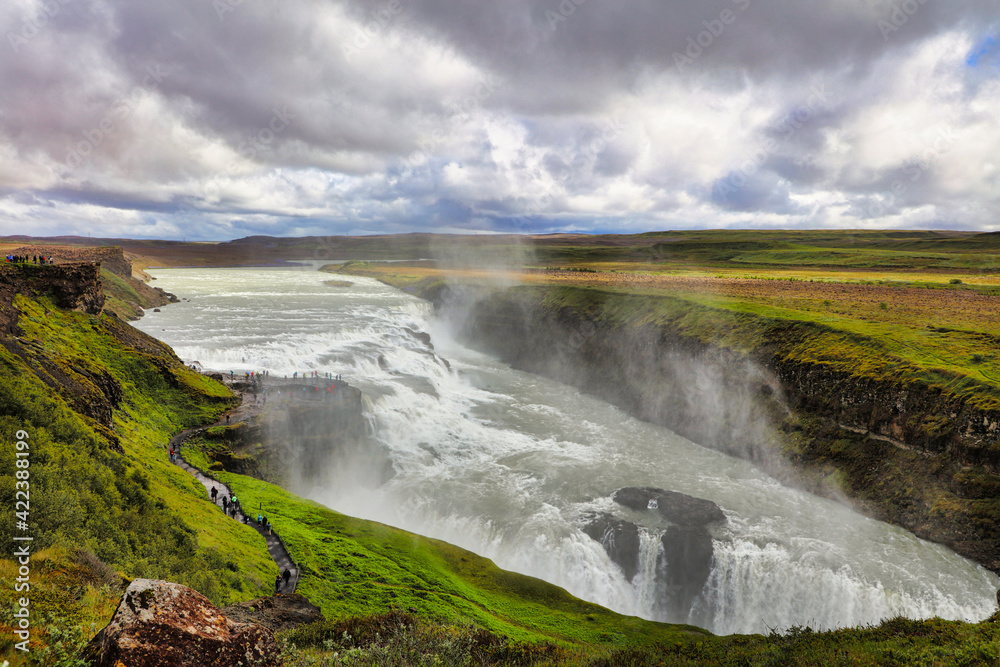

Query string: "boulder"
[[581, 513, 642, 582], [403, 327, 434, 350], [83, 579, 281, 667], [657, 525, 715, 617], [613, 487, 726, 527]]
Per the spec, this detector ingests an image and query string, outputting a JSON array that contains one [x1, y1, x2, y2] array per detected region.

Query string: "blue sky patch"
[[967, 34, 1000, 68]]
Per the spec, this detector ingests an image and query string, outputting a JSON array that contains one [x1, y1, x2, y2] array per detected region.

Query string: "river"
[[134, 264, 1000, 635]]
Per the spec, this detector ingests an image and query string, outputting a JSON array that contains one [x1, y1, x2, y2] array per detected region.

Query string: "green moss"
[[0, 291, 265, 663]]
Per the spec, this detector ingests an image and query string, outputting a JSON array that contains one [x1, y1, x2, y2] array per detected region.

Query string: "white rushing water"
[[134, 264, 1000, 635]]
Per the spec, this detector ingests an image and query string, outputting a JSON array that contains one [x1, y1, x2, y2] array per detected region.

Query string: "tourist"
[[282, 568, 291, 586], [210, 486, 218, 502], [274, 575, 281, 595], [267, 520, 272, 535]]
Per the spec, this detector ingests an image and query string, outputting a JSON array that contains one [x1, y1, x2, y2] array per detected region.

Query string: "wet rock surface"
[[657, 525, 715, 617], [581, 488, 725, 620], [613, 487, 726, 527], [403, 326, 434, 350], [581, 512, 642, 582], [83, 579, 281, 667]]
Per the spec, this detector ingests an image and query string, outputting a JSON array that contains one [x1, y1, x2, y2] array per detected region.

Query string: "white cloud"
[[0, 0, 997, 239]]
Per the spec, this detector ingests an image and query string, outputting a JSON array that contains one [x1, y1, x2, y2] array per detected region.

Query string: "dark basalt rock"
[[403, 327, 434, 350], [657, 525, 715, 617], [581, 512, 642, 582], [613, 487, 726, 527], [580, 487, 724, 620]]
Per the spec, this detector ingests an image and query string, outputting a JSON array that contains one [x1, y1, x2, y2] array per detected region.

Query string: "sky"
[[0, 0, 998, 241]]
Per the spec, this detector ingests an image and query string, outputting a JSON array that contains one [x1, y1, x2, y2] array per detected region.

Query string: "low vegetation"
[[337, 230, 1000, 415], [0, 291, 273, 665]]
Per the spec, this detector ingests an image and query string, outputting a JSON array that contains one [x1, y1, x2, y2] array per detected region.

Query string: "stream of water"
[[134, 265, 1000, 634]]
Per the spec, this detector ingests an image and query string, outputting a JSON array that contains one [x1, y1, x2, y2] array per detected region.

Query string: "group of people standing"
[[292, 370, 342, 381], [205, 482, 296, 593], [5, 254, 51, 264]]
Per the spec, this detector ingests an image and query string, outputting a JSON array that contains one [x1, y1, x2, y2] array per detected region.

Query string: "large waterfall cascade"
[[135, 265, 1000, 635]]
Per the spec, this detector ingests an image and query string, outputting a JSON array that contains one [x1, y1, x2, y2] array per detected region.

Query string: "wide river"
[[135, 264, 1000, 635]]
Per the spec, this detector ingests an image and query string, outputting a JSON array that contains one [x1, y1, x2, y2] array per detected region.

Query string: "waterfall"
[[135, 265, 1000, 635]]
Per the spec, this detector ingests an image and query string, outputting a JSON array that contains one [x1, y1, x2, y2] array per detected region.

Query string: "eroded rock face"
[[579, 488, 725, 621], [613, 487, 726, 527], [83, 579, 281, 667], [581, 513, 642, 582], [657, 525, 715, 617]]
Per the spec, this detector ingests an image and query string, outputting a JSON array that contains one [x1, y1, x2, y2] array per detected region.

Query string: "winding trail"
[[168, 389, 299, 596]]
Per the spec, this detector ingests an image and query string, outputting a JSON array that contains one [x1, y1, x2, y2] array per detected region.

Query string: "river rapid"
[[134, 265, 1000, 635]]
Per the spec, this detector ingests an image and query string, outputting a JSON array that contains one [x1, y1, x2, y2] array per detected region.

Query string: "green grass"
[[451, 281, 1000, 414], [0, 292, 270, 665], [528, 230, 1000, 274], [726, 246, 1000, 271], [100, 268, 146, 319]]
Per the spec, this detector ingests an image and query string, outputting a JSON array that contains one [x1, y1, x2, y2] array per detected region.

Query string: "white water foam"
[[135, 266, 1000, 635]]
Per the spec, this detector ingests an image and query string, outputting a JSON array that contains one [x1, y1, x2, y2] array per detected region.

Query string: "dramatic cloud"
[[0, 0, 998, 239]]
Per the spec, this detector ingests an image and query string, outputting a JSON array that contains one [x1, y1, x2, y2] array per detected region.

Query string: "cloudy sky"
[[0, 0, 998, 241]]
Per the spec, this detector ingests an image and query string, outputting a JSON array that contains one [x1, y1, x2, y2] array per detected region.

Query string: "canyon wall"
[[426, 283, 1000, 573]]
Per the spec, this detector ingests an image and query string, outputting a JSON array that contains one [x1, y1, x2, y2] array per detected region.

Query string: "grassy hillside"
[[0, 291, 274, 665]]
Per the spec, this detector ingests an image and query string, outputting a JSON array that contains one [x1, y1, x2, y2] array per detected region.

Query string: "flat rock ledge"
[[613, 487, 726, 526], [83, 578, 281, 667]]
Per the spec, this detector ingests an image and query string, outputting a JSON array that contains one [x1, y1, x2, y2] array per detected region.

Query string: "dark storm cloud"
[[388, 0, 995, 102], [0, 0, 997, 238]]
